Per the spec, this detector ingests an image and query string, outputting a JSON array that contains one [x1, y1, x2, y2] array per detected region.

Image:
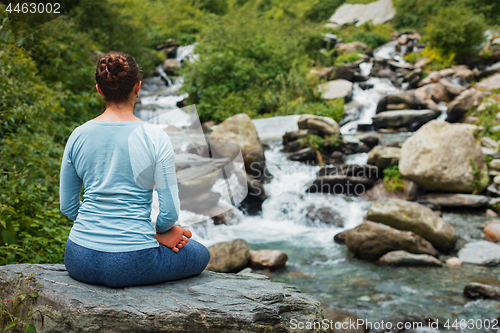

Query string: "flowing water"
[[137, 43, 500, 332]]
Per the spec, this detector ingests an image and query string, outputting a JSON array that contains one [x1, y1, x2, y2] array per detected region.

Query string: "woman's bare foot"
[[155, 226, 192, 253]]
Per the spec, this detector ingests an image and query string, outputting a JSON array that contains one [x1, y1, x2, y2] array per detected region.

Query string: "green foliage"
[[301, 134, 324, 151], [470, 159, 488, 195], [383, 165, 405, 193], [424, 6, 485, 64], [182, 1, 323, 122], [467, 102, 500, 142], [305, 0, 345, 22], [1, 273, 46, 332], [334, 52, 362, 67], [336, 22, 392, 49], [402, 52, 421, 64]]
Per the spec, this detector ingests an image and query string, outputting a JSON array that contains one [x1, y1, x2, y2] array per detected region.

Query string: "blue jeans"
[[64, 238, 210, 288]]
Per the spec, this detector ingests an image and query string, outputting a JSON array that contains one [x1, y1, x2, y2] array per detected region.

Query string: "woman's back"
[[61, 120, 179, 252]]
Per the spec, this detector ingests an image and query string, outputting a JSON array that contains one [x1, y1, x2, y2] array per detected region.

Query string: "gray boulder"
[[345, 221, 438, 261], [371, 110, 437, 130], [297, 114, 341, 138], [399, 121, 489, 194], [317, 79, 353, 101], [366, 198, 457, 252], [206, 239, 250, 273], [0, 264, 323, 333], [376, 91, 439, 114], [306, 205, 344, 227], [446, 88, 484, 123], [458, 241, 500, 266], [367, 145, 400, 168], [377, 250, 443, 266], [209, 114, 268, 182]]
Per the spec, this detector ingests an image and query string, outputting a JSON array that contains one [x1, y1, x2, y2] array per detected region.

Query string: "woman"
[[60, 52, 210, 288]]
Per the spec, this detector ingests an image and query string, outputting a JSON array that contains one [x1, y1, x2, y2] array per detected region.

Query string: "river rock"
[[345, 221, 438, 261], [306, 205, 344, 227], [209, 114, 268, 182], [446, 257, 462, 266], [377, 250, 442, 266], [458, 240, 500, 266], [318, 79, 353, 101], [328, 0, 396, 27], [477, 74, 500, 91], [336, 42, 373, 56], [415, 83, 450, 102], [206, 239, 250, 273], [181, 191, 221, 214], [367, 145, 400, 168], [417, 194, 490, 210], [482, 137, 500, 149], [417, 71, 441, 87], [439, 68, 456, 77], [484, 222, 500, 243], [376, 91, 438, 114], [162, 58, 180, 75], [446, 88, 484, 123], [240, 172, 268, 214], [334, 230, 349, 244], [464, 282, 500, 300], [372, 110, 437, 130], [288, 147, 316, 162], [366, 198, 457, 252], [439, 78, 465, 97], [249, 250, 288, 269], [298, 114, 341, 138], [454, 68, 476, 82], [399, 121, 489, 194], [0, 264, 323, 333]]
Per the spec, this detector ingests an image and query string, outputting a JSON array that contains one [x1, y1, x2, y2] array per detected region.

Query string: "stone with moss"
[[366, 198, 457, 252], [399, 120, 489, 194]]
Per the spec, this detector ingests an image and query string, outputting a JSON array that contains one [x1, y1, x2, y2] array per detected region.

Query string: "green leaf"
[[24, 324, 37, 333], [29, 292, 39, 298], [4, 321, 18, 330]]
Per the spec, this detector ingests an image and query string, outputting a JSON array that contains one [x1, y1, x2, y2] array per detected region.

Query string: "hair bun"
[[99, 54, 129, 82]]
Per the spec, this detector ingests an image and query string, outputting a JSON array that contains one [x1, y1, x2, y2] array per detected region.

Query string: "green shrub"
[[305, 0, 345, 22], [337, 22, 392, 49], [424, 6, 485, 64], [182, 1, 323, 122], [334, 52, 362, 66], [383, 165, 405, 193]]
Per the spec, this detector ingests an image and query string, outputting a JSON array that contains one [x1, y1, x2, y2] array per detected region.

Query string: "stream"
[[136, 43, 500, 332]]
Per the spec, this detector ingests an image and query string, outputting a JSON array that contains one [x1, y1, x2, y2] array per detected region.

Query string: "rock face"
[[377, 250, 442, 266], [328, 0, 396, 27], [458, 241, 500, 266], [317, 79, 353, 101], [367, 145, 400, 168], [371, 110, 437, 130], [209, 114, 267, 182], [399, 121, 489, 194], [206, 239, 250, 273], [345, 221, 438, 261], [0, 264, 323, 333], [366, 199, 457, 252], [249, 250, 288, 269], [446, 89, 484, 123]]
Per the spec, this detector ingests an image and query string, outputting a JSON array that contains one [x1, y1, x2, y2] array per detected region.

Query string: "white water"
[[192, 145, 370, 247]]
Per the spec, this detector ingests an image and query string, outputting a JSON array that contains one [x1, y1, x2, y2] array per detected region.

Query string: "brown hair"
[[95, 52, 140, 103]]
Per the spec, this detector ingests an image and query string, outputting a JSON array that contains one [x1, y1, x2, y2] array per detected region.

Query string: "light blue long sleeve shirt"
[[60, 120, 180, 252]]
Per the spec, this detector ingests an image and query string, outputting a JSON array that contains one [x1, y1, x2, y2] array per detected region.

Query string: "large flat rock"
[[0, 264, 323, 333], [328, 0, 396, 27], [458, 241, 500, 266]]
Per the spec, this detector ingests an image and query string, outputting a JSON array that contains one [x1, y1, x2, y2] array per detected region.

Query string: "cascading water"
[[137, 42, 500, 332]]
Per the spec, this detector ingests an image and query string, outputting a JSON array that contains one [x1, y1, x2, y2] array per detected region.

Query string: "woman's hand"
[[154, 226, 192, 253]]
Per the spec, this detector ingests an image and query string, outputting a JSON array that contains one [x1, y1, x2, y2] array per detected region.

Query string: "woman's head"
[[95, 52, 140, 103]]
